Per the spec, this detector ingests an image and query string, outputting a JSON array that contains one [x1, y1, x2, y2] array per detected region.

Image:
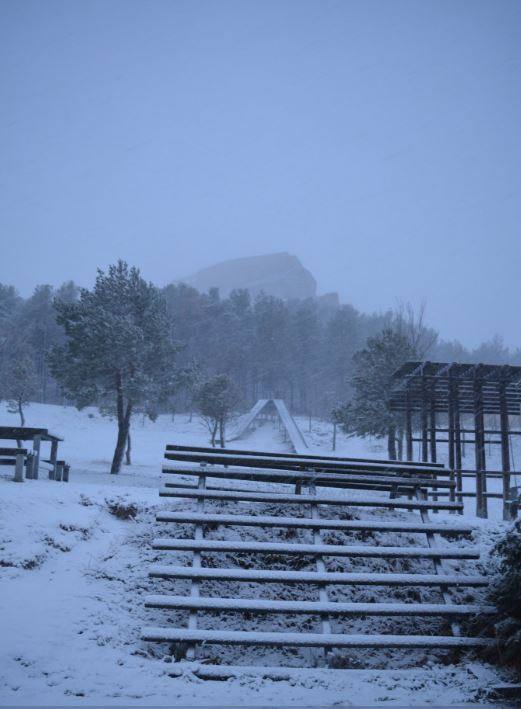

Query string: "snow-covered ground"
[[0, 402, 517, 705]]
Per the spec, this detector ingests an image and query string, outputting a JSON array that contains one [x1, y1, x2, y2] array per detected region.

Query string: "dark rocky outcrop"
[[179, 252, 317, 300]]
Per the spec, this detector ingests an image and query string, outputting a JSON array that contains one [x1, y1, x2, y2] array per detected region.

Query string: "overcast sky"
[[1, 0, 520, 348]]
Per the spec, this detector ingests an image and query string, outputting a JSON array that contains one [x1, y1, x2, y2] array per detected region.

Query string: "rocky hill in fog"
[[179, 252, 318, 300]]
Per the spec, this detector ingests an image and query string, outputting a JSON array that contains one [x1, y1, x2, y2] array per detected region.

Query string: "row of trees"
[[1, 261, 519, 467]]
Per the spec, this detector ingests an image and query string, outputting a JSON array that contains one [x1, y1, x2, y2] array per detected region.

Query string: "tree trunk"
[[125, 432, 132, 465], [18, 397, 25, 427], [210, 421, 218, 447], [332, 422, 337, 452], [111, 378, 132, 474], [219, 418, 225, 448], [387, 424, 397, 460], [397, 428, 403, 461]]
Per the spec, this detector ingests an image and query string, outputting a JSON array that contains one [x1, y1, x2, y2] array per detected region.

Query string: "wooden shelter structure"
[[389, 361, 521, 520]]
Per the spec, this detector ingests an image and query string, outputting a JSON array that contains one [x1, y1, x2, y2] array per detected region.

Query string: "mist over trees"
[[1, 270, 520, 434]]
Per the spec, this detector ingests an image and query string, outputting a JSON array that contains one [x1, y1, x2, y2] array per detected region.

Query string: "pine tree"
[[195, 374, 240, 447], [338, 328, 416, 459], [50, 261, 179, 473]]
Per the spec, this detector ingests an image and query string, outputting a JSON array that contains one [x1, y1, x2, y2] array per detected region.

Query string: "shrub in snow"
[[105, 497, 139, 520], [486, 520, 521, 667]]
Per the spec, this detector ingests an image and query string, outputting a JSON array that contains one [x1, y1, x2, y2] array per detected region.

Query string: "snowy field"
[[0, 402, 517, 706]]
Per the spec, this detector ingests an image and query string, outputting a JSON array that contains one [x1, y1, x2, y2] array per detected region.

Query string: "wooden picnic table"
[[0, 427, 63, 479]]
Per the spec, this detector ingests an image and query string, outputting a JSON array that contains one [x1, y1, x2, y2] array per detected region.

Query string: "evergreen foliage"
[[49, 261, 178, 473], [194, 374, 240, 447], [336, 328, 416, 459], [487, 520, 521, 667]]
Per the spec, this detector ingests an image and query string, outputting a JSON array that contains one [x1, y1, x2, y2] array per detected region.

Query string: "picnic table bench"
[[0, 427, 67, 481]]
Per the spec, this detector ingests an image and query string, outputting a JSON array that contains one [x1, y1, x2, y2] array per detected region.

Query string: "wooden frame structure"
[[143, 445, 494, 671], [230, 399, 308, 453], [389, 362, 521, 520]]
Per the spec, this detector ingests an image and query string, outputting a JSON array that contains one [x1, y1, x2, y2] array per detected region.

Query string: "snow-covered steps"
[[144, 446, 494, 666], [142, 627, 494, 649], [159, 485, 463, 511], [145, 594, 495, 616], [149, 564, 488, 587], [156, 510, 473, 534], [151, 537, 480, 559]]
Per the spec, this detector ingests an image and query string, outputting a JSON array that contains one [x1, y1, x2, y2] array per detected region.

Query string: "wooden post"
[[499, 370, 511, 521], [473, 366, 487, 518], [421, 372, 428, 463], [14, 451, 25, 482], [454, 380, 463, 509], [429, 384, 437, 464], [49, 440, 58, 480], [429, 383, 438, 511], [32, 435, 41, 480], [186, 472, 206, 661], [447, 368, 456, 510], [405, 389, 413, 462], [55, 461, 64, 482]]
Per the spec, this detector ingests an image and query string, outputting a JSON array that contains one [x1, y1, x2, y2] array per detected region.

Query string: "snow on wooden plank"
[[151, 537, 480, 559], [149, 565, 488, 586], [159, 486, 464, 511], [271, 399, 308, 452], [164, 450, 446, 476], [155, 510, 473, 534], [141, 627, 494, 648], [165, 443, 446, 469], [144, 595, 495, 616], [162, 466, 456, 489]]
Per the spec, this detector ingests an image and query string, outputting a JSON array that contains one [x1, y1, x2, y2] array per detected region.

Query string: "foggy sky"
[[1, 0, 520, 348]]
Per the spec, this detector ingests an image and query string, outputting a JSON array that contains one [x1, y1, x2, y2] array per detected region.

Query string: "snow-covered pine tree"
[[0, 353, 38, 427], [194, 374, 240, 447], [337, 328, 416, 459], [50, 261, 179, 473]]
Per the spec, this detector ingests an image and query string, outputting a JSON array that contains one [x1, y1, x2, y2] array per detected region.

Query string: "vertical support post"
[[309, 479, 331, 666], [405, 389, 413, 462], [429, 384, 437, 464], [447, 367, 456, 511], [55, 461, 64, 482], [49, 440, 58, 480], [186, 472, 206, 661], [499, 370, 512, 521], [454, 380, 463, 510], [32, 435, 41, 480], [429, 383, 438, 511], [14, 451, 25, 482], [473, 366, 487, 518], [421, 371, 428, 463]]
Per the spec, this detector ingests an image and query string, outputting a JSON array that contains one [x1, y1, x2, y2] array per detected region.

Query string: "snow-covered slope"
[[0, 403, 515, 705]]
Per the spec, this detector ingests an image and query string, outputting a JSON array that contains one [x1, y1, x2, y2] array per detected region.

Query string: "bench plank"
[[149, 564, 488, 587], [163, 467, 455, 489], [151, 537, 480, 559], [156, 511, 473, 535], [159, 486, 463, 511], [145, 594, 495, 616], [142, 627, 493, 648]]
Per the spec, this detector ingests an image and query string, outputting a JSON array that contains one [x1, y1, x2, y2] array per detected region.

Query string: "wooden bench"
[[0, 447, 34, 482], [41, 459, 70, 482]]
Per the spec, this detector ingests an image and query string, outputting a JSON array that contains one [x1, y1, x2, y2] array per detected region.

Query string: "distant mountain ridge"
[[178, 252, 319, 301]]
